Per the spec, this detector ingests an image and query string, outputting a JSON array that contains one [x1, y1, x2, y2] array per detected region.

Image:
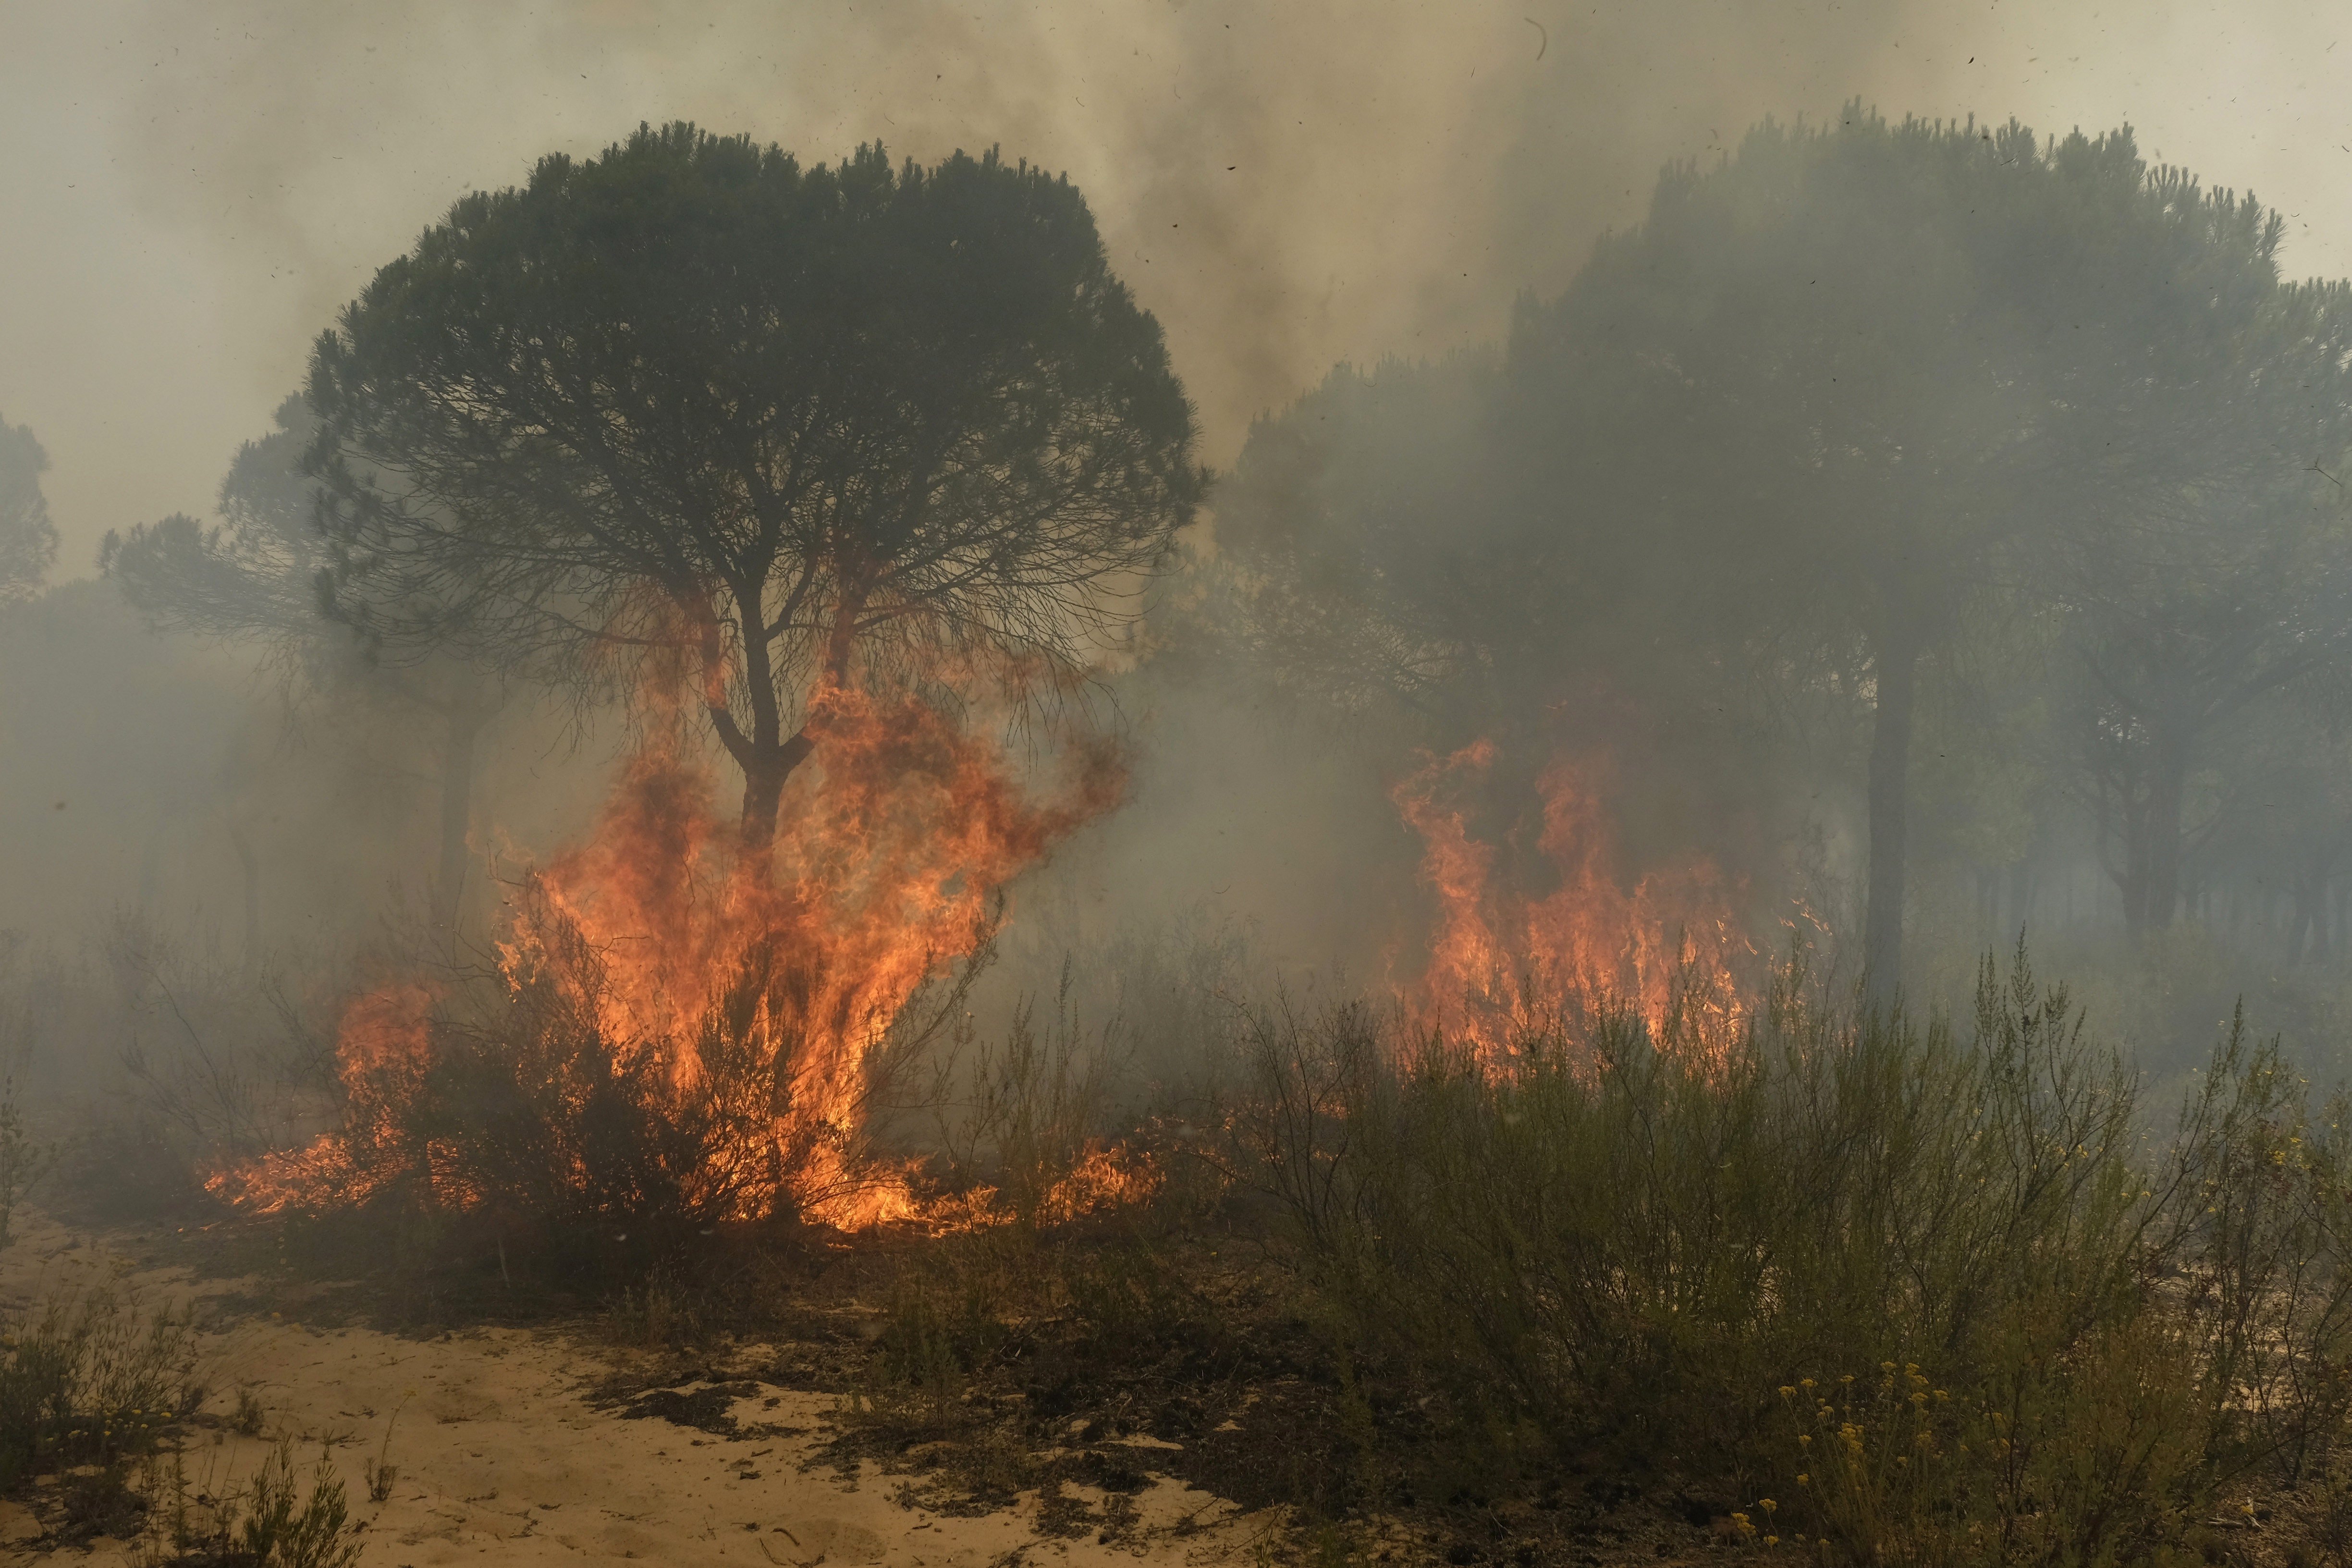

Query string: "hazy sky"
[[4, 0, 2349, 578]]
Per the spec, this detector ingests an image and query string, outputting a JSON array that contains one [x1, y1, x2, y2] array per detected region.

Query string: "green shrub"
[[1247, 946, 2352, 1560], [0, 1282, 196, 1492], [231, 1438, 362, 1568], [143, 1436, 365, 1567]]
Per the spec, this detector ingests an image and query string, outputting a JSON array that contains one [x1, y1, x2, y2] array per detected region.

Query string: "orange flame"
[[1390, 740, 1752, 1063], [924, 1140, 1167, 1235], [208, 982, 440, 1212], [210, 682, 1125, 1230]]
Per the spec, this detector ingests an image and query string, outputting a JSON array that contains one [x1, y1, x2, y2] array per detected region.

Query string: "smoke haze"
[[9, 0, 2352, 574]]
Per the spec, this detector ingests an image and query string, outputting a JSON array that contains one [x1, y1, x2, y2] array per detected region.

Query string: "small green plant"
[[866, 1276, 1003, 1419], [363, 1393, 408, 1504], [606, 1269, 701, 1349], [362, 1452, 397, 1506], [55, 1458, 146, 1544], [140, 1437, 364, 1567], [0, 1281, 195, 1492], [230, 1385, 266, 1437], [236, 1438, 362, 1568], [1055, 1235, 1192, 1355]]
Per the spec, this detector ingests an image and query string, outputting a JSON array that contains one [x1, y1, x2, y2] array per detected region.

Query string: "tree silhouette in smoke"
[[103, 398, 519, 935], [303, 122, 1206, 844], [1530, 110, 2352, 1003], [2051, 277, 2352, 936], [0, 416, 57, 605], [1235, 107, 2352, 1005]]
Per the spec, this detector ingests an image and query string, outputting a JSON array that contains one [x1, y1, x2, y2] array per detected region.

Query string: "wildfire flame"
[[922, 1139, 1168, 1235], [211, 681, 1127, 1230], [1390, 739, 1752, 1064]]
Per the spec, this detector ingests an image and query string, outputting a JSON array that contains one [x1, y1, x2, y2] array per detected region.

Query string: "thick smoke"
[[17, 0, 2349, 573]]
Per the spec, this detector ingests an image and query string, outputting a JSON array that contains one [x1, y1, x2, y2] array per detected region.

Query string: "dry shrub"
[[1245, 944, 2352, 1563], [934, 958, 1118, 1225], [142, 1435, 364, 1568], [0, 913, 348, 1227], [100, 912, 341, 1161], [0, 1282, 198, 1494], [602, 1266, 705, 1349], [0, 1076, 49, 1249]]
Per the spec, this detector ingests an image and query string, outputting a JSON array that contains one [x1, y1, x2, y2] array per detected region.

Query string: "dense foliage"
[[305, 123, 1205, 841], [1239, 956, 2352, 1563]]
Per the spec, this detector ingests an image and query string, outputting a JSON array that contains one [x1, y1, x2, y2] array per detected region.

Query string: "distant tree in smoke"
[[0, 416, 59, 604], [103, 400, 336, 660], [102, 397, 512, 934], [2051, 286, 2352, 935], [1541, 112, 2352, 1002], [2197, 674, 2352, 963], [302, 122, 1206, 843], [1211, 348, 1796, 1021], [1213, 353, 1515, 723], [1235, 108, 2352, 1004]]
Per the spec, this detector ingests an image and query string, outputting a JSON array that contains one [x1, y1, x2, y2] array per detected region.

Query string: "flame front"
[[211, 683, 1124, 1229], [1391, 739, 1752, 1063]]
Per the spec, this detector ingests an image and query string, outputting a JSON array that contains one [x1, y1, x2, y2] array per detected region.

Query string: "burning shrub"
[[441, 882, 987, 1233], [208, 682, 1119, 1244], [1389, 738, 1758, 1065], [210, 882, 972, 1242], [929, 960, 1174, 1231]]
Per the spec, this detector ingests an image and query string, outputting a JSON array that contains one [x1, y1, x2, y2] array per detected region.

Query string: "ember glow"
[[210, 680, 1126, 1229], [1390, 739, 1753, 1062]]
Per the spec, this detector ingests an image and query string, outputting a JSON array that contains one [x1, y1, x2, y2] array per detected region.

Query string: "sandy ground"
[[0, 1213, 1264, 1566]]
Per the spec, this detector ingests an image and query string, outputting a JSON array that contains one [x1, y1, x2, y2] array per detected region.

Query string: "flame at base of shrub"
[[1390, 739, 1754, 1065], [208, 686, 1125, 1232], [920, 1139, 1168, 1234]]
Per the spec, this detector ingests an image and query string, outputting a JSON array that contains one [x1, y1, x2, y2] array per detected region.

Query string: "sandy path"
[[0, 1215, 1260, 1566]]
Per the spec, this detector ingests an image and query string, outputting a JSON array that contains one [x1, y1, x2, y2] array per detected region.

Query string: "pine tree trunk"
[[2141, 742, 2188, 934], [738, 731, 815, 847]]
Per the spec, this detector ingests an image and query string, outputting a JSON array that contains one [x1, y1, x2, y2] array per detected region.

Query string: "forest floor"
[[0, 1209, 1269, 1568], [0, 1195, 1753, 1568]]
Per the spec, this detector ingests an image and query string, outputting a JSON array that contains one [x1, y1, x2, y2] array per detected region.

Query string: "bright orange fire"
[[923, 1139, 1167, 1235], [1390, 739, 1752, 1063], [202, 981, 444, 1213], [210, 680, 1126, 1230]]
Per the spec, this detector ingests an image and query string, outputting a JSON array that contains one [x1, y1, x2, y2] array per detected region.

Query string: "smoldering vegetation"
[[9, 106, 2352, 1564]]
